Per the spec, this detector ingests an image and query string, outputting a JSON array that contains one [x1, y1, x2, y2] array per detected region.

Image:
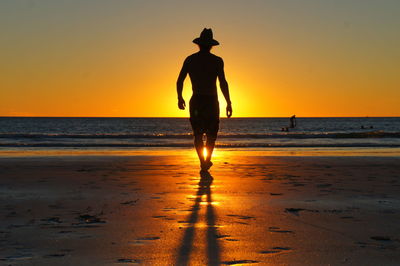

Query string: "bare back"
[[181, 52, 223, 96]]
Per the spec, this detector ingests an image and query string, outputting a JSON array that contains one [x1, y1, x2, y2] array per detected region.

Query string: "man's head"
[[193, 28, 219, 47]]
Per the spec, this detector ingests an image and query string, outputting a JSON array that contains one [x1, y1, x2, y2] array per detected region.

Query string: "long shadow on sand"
[[176, 171, 220, 265]]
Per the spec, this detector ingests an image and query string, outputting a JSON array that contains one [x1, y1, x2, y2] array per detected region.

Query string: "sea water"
[[0, 117, 399, 151]]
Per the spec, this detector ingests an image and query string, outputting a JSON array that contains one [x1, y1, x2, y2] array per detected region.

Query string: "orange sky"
[[0, 1, 399, 117]]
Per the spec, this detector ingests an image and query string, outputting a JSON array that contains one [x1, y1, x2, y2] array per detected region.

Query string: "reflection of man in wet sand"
[[177, 28, 232, 172]]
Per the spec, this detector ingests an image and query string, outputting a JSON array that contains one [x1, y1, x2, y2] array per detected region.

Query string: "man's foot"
[[200, 169, 213, 180], [201, 161, 213, 171]]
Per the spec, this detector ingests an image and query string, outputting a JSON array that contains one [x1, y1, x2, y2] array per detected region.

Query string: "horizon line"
[[1, 116, 399, 119]]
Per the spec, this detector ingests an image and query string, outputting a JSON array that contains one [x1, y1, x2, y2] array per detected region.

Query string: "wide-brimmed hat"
[[193, 28, 219, 46]]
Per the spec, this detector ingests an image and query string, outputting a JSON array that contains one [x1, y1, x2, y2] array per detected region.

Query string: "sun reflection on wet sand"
[[200, 201, 220, 206]]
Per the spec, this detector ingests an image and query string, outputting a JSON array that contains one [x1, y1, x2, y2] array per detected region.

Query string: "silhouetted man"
[[177, 28, 232, 172]]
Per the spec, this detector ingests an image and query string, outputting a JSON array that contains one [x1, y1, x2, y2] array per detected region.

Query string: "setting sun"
[[203, 147, 208, 159]]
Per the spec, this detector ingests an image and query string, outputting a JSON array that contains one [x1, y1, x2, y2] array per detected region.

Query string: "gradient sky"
[[1, 0, 399, 117]]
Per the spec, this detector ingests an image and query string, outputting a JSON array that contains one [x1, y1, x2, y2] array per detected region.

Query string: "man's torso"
[[185, 52, 222, 96]]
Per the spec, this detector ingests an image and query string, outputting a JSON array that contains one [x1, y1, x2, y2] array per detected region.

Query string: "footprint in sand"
[[284, 208, 305, 216], [316, 183, 332, 188], [269, 226, 294, 234], [136, 236, 160, 240], [120, 199, 138, 205], [162, 207, 176, 212], [40, 217, 62, 225], [260, 177, 274, 181], [222, 260, 259, 265], [43, 253, 66, 258], [72, 214, 106, 228], [291, 183, 306, 187], [370, 236, 392, 241], [152, 215, 167, 219], [226, 214, 255, 220], [130, 236, 160, 246], [355, 241, 388, 249], [1, 253, 34, 262], [260, 247, 292, 255], [117, 258, 140, 263]]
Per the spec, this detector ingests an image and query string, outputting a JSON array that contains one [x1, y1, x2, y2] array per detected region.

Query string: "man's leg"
[[194, 133, 205, 167], [204, 133, 217, 169]]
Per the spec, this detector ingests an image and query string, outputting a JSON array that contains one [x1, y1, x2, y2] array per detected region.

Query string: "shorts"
[[189, 94, 219, 136]]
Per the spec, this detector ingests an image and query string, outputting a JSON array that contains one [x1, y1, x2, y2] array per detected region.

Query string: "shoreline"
[[1, 146, 400, 157]]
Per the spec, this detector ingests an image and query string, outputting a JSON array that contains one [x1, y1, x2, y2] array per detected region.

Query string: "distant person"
[[290, 115, 297, 128], [177, 28, 232, 172]]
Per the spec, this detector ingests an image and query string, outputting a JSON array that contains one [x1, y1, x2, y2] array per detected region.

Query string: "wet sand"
[[1, 154, 400, 265]]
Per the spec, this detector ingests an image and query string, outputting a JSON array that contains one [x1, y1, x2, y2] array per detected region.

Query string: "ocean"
[[0, 117, 399, 151]]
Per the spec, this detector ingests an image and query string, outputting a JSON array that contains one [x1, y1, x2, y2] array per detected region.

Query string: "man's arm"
[[176, 59, 188, 110], [217, 59, 232, 118]]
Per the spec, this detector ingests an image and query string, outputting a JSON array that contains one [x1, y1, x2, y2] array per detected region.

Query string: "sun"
[[203, 147, 208, 159]]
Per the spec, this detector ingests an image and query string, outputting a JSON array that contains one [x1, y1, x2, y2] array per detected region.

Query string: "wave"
[[0, 131, 399, 139]]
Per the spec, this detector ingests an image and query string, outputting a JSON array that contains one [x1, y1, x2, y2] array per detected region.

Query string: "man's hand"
[[178, 97, 186, 110], [226, 103, 232, 118]]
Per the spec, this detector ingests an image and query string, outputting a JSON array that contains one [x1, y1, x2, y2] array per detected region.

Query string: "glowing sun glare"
[[203, 147, 208, 159]]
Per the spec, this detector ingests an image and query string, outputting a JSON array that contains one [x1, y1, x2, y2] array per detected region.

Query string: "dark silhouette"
[[290, 115, 296, 128], [177, 28, 232, 171], [176, 172, 220, 265]]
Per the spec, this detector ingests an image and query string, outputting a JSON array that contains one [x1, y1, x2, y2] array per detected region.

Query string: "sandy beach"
[[1, 152, 400, 265]]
